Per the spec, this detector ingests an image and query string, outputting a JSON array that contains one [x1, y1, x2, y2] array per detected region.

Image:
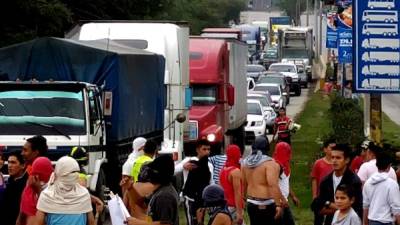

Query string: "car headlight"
[[255, 121, 264, 126], [207, 133, 216, 142]]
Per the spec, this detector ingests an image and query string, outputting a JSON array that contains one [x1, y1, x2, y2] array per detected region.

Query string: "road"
[[382, 95, 400, 126]]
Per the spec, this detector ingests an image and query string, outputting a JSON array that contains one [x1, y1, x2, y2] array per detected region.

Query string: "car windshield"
[[247, 65, 265, 73], [282, 49, 308, 58], [254, 86, 280, 95], [257, 76, 284, 85], [248, 96, 269, 106], [264, 50, 278, 59], [269, 65, 296, 73], [247, 102, 262, 115], [192, 85, 217, 105], [0, 89, 86, 135]]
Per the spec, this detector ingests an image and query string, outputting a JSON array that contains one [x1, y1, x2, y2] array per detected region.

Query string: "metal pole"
[[342, 63, 346, 96], [370, 94, 382, 144], [306, 0, 309, 26]]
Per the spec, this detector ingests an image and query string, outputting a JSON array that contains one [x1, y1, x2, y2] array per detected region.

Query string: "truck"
[[233, 24, 261, 62], [184, 28, 247, 155], [68, 21, 190, 161], [0, 37, 168, 200], [278, 27, 314, 80]]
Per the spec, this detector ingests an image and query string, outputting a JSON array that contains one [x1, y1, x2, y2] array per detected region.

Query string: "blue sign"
[[270, 16, 291, 25], [326, 25, 338, 48], [338, 28, 353, 63], [336, 0, 352, 7], [354, 0, 400, 93]]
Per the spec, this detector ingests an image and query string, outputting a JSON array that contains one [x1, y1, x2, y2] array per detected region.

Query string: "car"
[[246, 64, 266, 82], [257, 73, 291, 105], [268, 62, 302, 96], [245, 99, 267, 143], [261, 47, 279, 69], [253, 83, 286, 109], [247, 77, 255, 91], [247, 93, 277, 133], [295, 64, 308, 88]]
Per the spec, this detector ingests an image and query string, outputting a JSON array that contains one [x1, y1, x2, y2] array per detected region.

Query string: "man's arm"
[[35, 211, 46, 225], [231, 169, 244, 223], [289, 188, 300, 207], [87, 212, 95, 225], [266, 162, 283, 219], [211, 213, 232, 225], [311, 178, 318, 199], [241, 167, 248, 198], [127, 217, 169, 225], [362, 208, 369, 225]]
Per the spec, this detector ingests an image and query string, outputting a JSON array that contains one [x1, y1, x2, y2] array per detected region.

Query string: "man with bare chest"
[[241, 136, 283, 225]]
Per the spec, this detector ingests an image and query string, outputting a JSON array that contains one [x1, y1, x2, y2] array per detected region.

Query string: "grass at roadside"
[[382, 113, 400, 147], [288, 90, 332, 225]]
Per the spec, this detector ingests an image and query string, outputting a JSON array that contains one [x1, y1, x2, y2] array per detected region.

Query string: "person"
[[122, 137, 147, 181], [273, 141, 299, 225], [314, 144, 363, 225], [362, 150, 400, 225], [175, 140, 213, 225], [0, 152, 28, 225], [131, 140, 157, 182], [17, 157, 53, 225], [350, 141, 369, 173], [331, 184, 361, 225], [0, 150, 5, 203], [70, 146, 104, 223], [219, 145, 244, 225], [126, 155, 179, 225], [357, 143, 397, 185], [202, 184, 233, 225], [35, 156, 94, 225], [241, 136, 283, 225], [273, 107, 292, 144], [21, 135, 48, 175], [209, 154, 227, 184]]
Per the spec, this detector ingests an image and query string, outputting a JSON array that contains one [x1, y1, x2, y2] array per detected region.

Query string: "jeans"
[[369, 220, 393, 225], [276, 207, 295, 225], [247, 202, 276, 225]]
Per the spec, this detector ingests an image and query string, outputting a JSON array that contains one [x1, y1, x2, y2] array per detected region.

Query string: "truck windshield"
[[0, 90, 86, 135], [247, 103, 262, 115], [264, 50, 278, 59], [258, 76, 284, 85], [282, 49, 308, 58], [192, 86, 217, 105], [254, 86, 280, 95]]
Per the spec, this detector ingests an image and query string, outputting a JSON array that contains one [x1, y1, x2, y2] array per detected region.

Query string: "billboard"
[[354, 0, 400, 92]]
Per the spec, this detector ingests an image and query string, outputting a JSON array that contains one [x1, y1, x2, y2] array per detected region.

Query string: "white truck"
[[69, 22, 190, 161], [362, 51, 400, 62]]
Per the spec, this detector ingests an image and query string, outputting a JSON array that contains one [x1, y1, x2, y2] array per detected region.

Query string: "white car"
[[269, 62, 302, 96], [247, 93, 277, 133], [253, 83, 286, 109], [245, 99, 267, 143]]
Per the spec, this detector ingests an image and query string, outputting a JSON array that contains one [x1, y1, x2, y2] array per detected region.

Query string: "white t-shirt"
[[333, 174, 343, 194], [279, 173, 290, 200], [357, 159, 397, 182]]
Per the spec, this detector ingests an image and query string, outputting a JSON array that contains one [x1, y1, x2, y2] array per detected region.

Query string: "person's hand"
[[126, 217, 140, 225], [329, 202, 338, 210], [291, 195, 300, 207], [94, 197, 104, 214], [28, 175, 42, 194], [281, 197, 289, 208], [183, 162, 197, 171], [120, 176, 133, 190], [274, 206, 283, 220], [236, 214, 244, 225]]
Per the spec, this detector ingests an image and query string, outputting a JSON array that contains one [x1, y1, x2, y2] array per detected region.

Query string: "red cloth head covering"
[[20, 157, 53, 217], [273, 142, 292, 176], [225, 145, 241, 168]]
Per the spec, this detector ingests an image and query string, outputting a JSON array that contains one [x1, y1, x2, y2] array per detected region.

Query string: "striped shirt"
[[208, 155, 227, 184]]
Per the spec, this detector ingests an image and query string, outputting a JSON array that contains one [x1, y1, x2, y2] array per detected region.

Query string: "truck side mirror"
[[227, 84, 235, 106], [175, 113, 186, 123]]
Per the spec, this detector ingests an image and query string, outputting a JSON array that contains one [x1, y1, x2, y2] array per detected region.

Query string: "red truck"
[[184, 29, 248, 155]]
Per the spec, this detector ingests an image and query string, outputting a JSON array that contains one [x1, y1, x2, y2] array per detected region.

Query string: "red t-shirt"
[[350, 156, 364, 173], [275, 116, 291, 138], [311, 158, 333, 194]]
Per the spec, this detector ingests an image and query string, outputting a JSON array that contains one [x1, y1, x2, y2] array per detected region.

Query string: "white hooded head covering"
[[37, 156, 92, 214], [122, 137, 147, 175]]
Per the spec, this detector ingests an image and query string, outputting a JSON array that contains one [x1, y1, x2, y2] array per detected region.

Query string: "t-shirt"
[[350, 156, 364, 173], [279, 173, 290, 200], [357, 159, 397, 182], [46, 213, 87, 225], [275, 116, 291, 138], [333, 175, 343, 194], [311, 158, 333, 194], [0, 172, 28, 225], [209, 155, 227, 184], [148, 184, 179, 225], [331, 208, 361, 225], [131, 155, 153, 182]]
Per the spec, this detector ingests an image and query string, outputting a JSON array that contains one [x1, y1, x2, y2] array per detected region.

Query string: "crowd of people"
[[0, 107, 399, 225]]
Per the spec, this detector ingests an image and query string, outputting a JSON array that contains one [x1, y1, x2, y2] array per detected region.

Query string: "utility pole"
[[306, 0, 309, 26]]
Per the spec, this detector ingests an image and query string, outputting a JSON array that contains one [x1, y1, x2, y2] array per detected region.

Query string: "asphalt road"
[[382, 95, 400, 126]]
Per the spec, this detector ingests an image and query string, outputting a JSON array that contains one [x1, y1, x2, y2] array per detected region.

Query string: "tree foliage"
[[0, 0, 246, 47], [328, 93, 365, 147]]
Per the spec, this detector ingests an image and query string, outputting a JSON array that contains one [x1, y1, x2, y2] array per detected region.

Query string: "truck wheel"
[[95, 168, 108, 225]]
